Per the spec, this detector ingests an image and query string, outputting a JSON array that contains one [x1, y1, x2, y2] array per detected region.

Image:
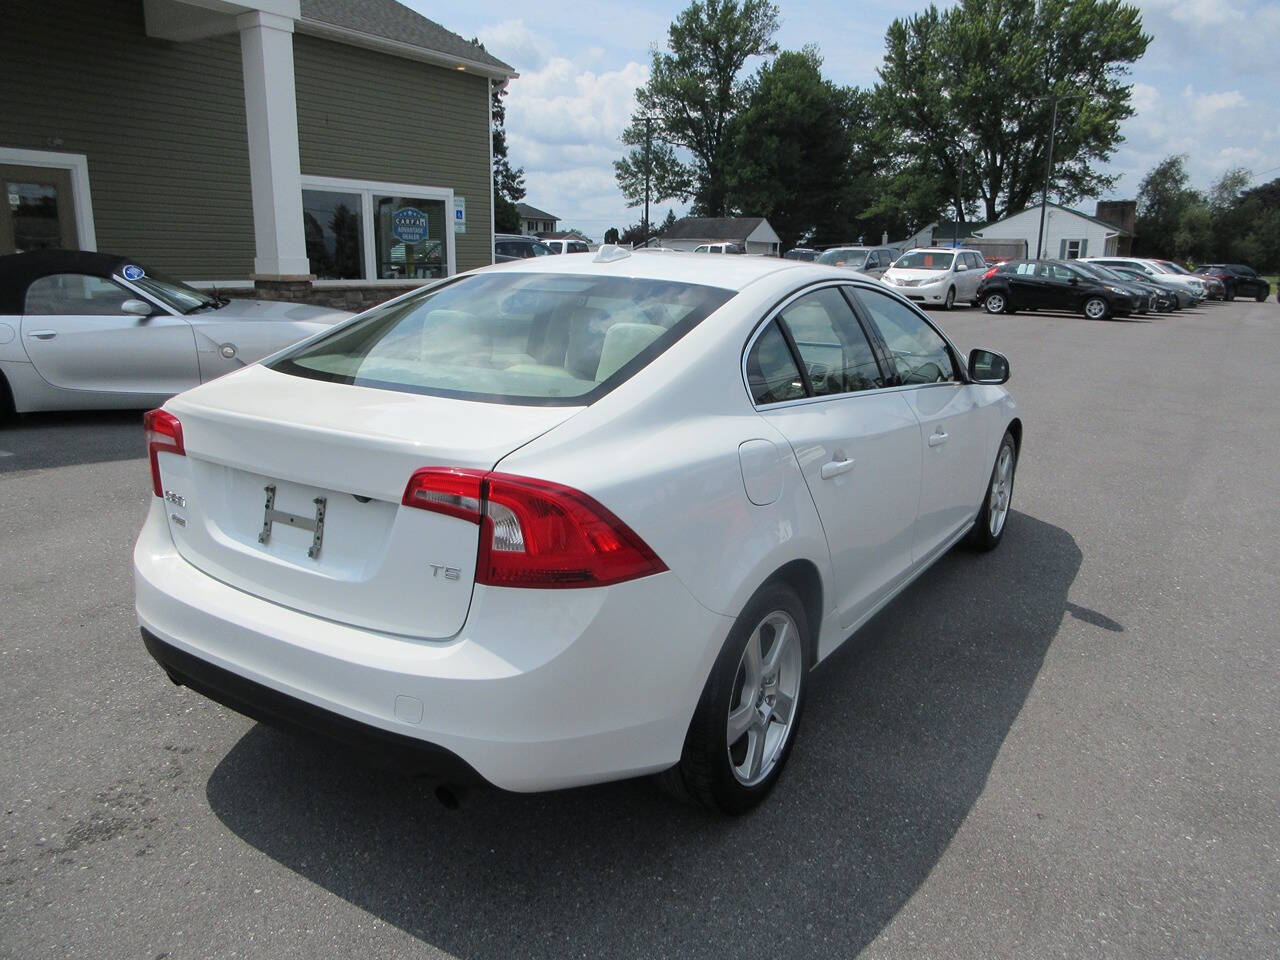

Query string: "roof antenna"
[[592, 244, 631, 263]]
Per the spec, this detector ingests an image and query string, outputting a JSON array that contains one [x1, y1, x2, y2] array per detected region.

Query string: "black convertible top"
[[0, 250, 138, 315]]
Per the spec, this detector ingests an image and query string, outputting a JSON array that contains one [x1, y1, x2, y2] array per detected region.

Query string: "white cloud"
[[475, 19, 554, 71], [499, 53, 652, 231]]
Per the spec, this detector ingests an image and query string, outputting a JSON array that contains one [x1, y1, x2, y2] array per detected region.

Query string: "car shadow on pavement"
[[205, 511, 1087, 959], [0, 409, 145, 473]]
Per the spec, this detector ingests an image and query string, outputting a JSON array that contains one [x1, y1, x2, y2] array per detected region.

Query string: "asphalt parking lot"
[[2, 298, 1278, 959]]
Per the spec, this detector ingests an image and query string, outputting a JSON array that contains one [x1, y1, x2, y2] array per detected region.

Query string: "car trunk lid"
[[158, 365, 580, 639]]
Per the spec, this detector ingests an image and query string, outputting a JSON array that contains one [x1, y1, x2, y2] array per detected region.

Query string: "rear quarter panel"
[[493, 274, 837, 645]]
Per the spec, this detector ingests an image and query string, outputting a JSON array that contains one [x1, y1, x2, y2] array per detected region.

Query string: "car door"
[[851, 286, 988, 562], [19, 272, 199, 399], [746, 284, 922, 629], [1036, 261, 1081, 311], [1006, 260, 1046, 307], [961, 253, 984, 300]]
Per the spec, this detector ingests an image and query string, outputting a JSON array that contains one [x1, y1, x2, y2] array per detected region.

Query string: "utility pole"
[[1035, 94, 1059, 260], [643, 117, 652, 247], [954, 160, 964, 247]]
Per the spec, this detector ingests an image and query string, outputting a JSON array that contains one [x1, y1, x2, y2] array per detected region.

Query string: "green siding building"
[[0, 0, 514, 304]]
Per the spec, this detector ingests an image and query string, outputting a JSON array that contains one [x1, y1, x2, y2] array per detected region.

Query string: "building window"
[[300, 177, 455, 281], [1063, 239, 1084, 259], [303, 190, 364, 279]]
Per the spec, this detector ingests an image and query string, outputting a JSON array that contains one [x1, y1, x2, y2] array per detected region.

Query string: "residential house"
[[516, 202, 558, 237], [662, 217, 781, 256], [971, 202, 1134, 260]]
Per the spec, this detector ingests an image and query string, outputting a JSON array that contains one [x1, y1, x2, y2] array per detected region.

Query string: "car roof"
[[898, 247, 964, 255], [0, 250, 139, 314], [477, 249, 824, 292]]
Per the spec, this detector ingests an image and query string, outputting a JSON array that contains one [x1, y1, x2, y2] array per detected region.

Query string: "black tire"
[[0, 371, 14, 426], [983, 292, 1008, 314], [1256, 290, 1267, 303], [660, 581, 810, 815], [1225, 284, 1235, 301], [944, 286, 955, 310], [966, 430, 1017, 552]]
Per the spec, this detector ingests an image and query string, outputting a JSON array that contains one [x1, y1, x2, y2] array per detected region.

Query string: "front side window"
[[1041, 262, 1080, 282], [777, 287, 884, 396], [270, 273, 732, 405], [24, 273, 130, 315], [854, 288, 957, 385]]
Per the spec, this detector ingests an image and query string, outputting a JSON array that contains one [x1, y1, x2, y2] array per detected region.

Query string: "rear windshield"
[[268, 272, 733, 405], [894, 251, 953, 271]]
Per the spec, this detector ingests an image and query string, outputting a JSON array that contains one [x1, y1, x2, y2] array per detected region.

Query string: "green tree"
[[604, 227, 620, 244], [613, 136, 692, 220], [474, 41, 526, 234], [618, 0, 780, 217], [726, 48, 864, 251], [1133, 155, 1199, 257], [876, 0, 1150, 223]]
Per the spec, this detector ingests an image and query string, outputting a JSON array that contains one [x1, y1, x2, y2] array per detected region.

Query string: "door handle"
[[928, 430, 949, 447], [27, 330, 57, 340], [820, 457, 855, 479]]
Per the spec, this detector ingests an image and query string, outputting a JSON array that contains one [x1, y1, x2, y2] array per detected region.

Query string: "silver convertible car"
[[0, 251, 350, 419]]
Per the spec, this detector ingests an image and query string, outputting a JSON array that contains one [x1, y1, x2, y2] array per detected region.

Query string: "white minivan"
[[881, 248, 988, 310]]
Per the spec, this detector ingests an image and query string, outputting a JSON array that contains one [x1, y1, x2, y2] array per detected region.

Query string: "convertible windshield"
[[269, 272, 734, 405], [817, 248, 868, 267], [122, 267, 220, 313], [894, 251, 953, 271]]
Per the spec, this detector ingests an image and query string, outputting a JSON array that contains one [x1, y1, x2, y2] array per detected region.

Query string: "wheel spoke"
[[761, 618, 789, 680], [747, 727, 767, 779], [771, 690, 795, 725], [727, 701, 755, 743], [742, 628, 763, 692]]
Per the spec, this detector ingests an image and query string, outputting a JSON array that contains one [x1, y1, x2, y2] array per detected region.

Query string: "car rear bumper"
[[134, 499, 731, 792]]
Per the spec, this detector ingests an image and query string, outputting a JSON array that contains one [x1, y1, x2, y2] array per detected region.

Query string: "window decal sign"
[[122, 264, 145, 281], [391, 207, 429, 245]]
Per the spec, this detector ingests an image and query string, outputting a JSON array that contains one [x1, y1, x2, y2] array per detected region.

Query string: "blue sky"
[[409, 0, 1280, 237]]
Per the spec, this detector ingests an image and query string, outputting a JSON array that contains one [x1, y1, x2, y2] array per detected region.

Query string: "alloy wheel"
[[985, 294, 1005, 314], [989, 443, 1014, 537], [1084, 298, 1108, 320], [726, 610, 802, 787]]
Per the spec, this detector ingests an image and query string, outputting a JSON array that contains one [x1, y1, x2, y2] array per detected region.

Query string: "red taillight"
[[401, 468, 667, 588], [402, 467, 484, 523], [983, 267, 999, 279], [143, 408, 184, 497]]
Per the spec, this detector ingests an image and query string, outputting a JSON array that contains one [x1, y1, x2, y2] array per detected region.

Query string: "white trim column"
[[237, 10, 310, 278]]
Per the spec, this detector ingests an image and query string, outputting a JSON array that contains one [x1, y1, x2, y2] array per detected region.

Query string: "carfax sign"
[[391, 207, 429, 244]]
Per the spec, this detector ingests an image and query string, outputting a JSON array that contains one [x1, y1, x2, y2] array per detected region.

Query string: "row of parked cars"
[[784, 243, 1274, 320]]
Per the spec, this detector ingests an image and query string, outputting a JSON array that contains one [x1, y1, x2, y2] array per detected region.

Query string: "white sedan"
[[880, 247, 988, 309], [134, 248, 1021, 814], [0, 251, 349, 418]]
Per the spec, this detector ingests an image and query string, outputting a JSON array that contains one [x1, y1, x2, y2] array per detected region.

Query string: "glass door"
[[373, 195, 447, 281], [0, 164, 79, 254]]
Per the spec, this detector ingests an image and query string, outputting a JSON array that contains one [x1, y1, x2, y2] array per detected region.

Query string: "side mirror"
[[968, 348, 1010, 384], [121, 298, 154, 317], [1069, 277, 1079, 285], [955, 263, 967, 272]]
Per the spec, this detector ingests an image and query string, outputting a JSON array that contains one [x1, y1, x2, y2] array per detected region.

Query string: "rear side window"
[[269, 273, 733, 405], [777, 287, 884, 395], [745, 321, 805, 405]]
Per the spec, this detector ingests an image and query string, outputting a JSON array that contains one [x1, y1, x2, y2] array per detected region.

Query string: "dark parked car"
[[976, 259, 1144, 320], [494, 234, 553, 263], [1073, 261, 1175, 313], [1104, 266, 1184, 310], [1194, 264, 1272, 301], [783, 248, 817, 262]]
